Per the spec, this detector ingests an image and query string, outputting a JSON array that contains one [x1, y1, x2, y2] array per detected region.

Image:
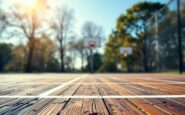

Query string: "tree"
[[32, 34, 59, 72], [68, 39, 86, 71], [116, 2, 165, 38], [82, 21, 103, 38], [86, 53, 102, 72], [100, 34, 121, 72], [52, 6, 74, 72], [6, 0, 49, 72], [102, 2, 165, 72], [5, 35, 60, 72], [5, 45, 26, 72], [116, 2, 165, 71], [0, 1, 7, 36], [0, 43, 12, 72]]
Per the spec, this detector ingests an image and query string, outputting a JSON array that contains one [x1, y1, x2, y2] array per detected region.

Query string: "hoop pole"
[[143, 19, 148, 73], [177, 0, 183, 74], [90, 49, 94, 73]]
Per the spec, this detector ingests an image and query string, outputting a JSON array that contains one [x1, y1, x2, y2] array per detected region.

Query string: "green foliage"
[[93, 53, 103, 71], [4, 45, 26, 72], [85, 53, 103, 72], [101, 2, 165, 72], [0, 43, 12, 72], [116, 2, 165, 38], [31, 36, 60, 72], [4, 36, 60, 72]]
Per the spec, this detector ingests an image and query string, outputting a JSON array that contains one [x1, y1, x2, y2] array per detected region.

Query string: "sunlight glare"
[[24, 0, 36, 7], [16, 0, 37, 9]]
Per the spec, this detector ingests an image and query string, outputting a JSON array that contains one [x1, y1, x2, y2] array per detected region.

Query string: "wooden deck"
[[0, 74, 185, 115]]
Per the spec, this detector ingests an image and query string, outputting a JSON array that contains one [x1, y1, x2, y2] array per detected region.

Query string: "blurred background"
[[0, 0, 184, 74]]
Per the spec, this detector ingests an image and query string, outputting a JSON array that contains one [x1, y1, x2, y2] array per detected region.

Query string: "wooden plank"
[[0, 74, 185, 114]]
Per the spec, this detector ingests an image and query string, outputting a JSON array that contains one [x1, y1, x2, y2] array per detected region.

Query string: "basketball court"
[[0, 74, 185, 114], [0, 0, 185, 114]]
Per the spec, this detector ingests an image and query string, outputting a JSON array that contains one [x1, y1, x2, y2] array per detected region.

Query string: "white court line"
[[1, 82, 185, 85], [38, 74, 88, 97], [0, 95, 185, 99]]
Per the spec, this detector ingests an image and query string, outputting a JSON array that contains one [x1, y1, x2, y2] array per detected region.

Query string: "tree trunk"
[[60, 48, 65, 72], [80, 51, 84, 71], [25, 39, 35, 73]]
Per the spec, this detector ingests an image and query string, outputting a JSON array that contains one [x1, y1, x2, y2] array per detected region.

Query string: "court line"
[[1, 82, 185, 85], [38, 74, 88, 97], [0, 95, 185, 99]]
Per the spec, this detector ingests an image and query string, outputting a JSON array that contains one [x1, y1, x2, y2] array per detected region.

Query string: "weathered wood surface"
[[0, 74, 184, 115]]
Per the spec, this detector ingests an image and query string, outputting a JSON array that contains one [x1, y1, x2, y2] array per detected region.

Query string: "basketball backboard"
[[84, 38, 101, 48], [120, 47, 133, 57]]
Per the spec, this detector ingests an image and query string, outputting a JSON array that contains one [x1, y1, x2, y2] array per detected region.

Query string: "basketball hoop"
[[123, 52, 128, 57], [83, 37, 101, 73], [120, 47, 132, 57], [88, 41, 96, 49], [84, 38, 100, 49]]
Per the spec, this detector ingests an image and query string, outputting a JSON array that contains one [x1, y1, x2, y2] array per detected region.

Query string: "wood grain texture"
[[0, 74, 184, 115]]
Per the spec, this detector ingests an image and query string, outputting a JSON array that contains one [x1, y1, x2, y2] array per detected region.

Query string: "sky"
[[51, 0, 169, 38]]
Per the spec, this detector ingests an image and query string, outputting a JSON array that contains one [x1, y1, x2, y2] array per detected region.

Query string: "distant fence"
[[145, 0, 185, 73]]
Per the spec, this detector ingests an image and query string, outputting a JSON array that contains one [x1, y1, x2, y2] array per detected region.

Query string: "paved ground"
[[0, 74, 185, 115]]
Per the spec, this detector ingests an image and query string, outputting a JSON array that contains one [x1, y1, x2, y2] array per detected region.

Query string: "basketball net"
[[123, 52, 128, 57], [88, 41, 96, 49], [122, 51, 128, 57]]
